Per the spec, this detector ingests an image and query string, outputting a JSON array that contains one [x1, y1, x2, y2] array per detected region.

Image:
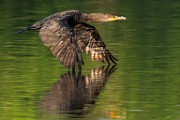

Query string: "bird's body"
[[18, 10, 126, 70]]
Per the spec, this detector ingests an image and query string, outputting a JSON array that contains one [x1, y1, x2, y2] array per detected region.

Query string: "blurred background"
[[0, 0, 179, 120]]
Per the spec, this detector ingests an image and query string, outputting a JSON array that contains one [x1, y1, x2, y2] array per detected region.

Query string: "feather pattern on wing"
[[74, 22, 117, 64], [39, 16, 83, 69]]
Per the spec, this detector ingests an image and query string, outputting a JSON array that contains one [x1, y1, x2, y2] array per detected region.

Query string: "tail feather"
[[15, 27, 29, 34], [16, 26, 41, 34]]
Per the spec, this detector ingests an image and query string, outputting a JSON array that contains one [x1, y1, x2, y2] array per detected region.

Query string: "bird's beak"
[[110, 16, 126, 21], [116, 16, 126, 20]]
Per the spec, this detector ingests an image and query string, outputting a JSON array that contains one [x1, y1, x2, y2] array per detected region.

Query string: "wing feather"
[[74, 22, 117, 64], [39, 17, 83, 69]]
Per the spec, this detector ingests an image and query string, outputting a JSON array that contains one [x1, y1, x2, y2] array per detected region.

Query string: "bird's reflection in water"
[[41, 65, 116, 116]]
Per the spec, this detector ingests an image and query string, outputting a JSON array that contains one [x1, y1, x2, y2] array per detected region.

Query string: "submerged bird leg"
[[72, 66, 76, 73], [77, 70, 82, 82], [107, 58, 111, 65], [78, 63, 82, 71], [77, 53, 82, 71], [71, 67, 76, 75]]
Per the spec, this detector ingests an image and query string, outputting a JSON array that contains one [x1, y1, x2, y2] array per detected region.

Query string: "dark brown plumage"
[[17, 10, 126, 70]]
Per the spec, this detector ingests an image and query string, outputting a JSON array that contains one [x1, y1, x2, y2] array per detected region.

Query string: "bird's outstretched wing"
[[39, 16, 83, 70], [74, 22, 118, 64]]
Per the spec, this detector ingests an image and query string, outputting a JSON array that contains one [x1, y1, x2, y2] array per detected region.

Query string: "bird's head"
[[82, 13, 126, 22]]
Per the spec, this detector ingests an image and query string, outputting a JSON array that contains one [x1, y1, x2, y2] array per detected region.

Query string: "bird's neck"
[[81, 13, 103, 22]]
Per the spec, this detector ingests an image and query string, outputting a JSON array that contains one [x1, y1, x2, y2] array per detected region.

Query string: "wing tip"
[[109, 54, 118, 64]]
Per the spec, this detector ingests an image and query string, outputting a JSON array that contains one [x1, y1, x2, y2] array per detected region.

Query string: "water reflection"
[[41, 65, 116, 115]]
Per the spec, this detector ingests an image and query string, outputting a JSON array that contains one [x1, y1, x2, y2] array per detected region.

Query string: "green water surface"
[[0, 0, 179, 120]]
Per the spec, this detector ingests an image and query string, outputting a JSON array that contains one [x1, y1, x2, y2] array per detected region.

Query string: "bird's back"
[[30, 10, 82, 30]]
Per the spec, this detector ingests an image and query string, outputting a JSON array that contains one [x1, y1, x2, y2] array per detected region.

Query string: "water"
[[0, 0, 179, 120]]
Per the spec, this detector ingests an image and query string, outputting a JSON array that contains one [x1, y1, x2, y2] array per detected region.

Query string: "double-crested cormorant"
[[17, 10, 126, 70]]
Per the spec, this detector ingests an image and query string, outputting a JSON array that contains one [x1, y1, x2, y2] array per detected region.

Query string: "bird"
[[17, 10, 126, 71]]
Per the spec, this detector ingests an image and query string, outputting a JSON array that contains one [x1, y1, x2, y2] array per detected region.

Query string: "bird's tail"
[[16, 26, 41, 34]]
